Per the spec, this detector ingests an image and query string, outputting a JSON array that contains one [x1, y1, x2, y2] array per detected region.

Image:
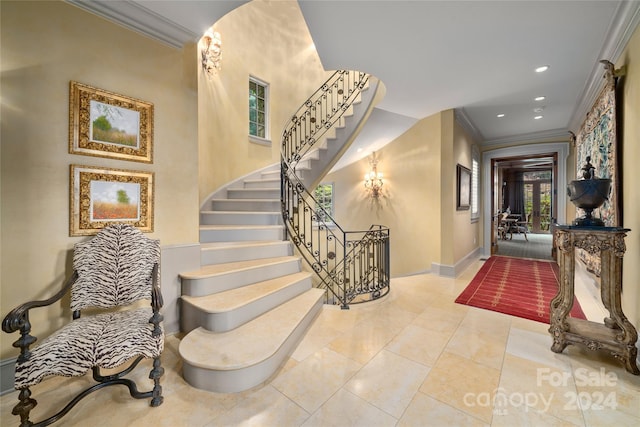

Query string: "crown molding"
[[481, 128, 571, 147], [568, 1, 640, 132], [65, 0, 198, 49], [454, 108, 484, 143]]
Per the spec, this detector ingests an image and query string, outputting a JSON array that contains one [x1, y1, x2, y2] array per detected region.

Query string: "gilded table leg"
[[549, 234, 574, 353]]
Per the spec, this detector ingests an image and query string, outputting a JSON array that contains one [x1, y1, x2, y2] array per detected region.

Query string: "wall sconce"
[[364, 155, 384, 198], [201, 30, 222, 75]]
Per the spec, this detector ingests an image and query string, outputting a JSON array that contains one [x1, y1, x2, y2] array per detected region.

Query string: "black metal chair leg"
[[13, 388, 36, 427], [149, 356, 164, 407]]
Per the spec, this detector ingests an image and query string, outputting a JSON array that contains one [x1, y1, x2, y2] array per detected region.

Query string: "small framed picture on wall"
[[457, 164, 471, 211]]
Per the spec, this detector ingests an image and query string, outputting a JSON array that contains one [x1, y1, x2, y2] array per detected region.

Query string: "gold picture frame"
[[70, 165, 154, 236], [69, 81, 154, 163]]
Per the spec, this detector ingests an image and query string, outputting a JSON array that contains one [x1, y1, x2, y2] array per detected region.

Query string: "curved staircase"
[[178, 165, 324, 393], [178, 71, 383, 393]]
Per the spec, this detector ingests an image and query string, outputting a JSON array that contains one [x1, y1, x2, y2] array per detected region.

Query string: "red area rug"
[[455, 256, 586, 324]]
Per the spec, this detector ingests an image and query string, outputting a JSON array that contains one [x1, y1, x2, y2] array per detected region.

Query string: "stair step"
[[179, 287, 324, 393], [243, 178, 281, 189], [180, 271, 312, 333], [200, 210, 282, 226], [180, 256, 301, 297], [227, 188, 280, 199], [210, 198, 280, 212], [261, 170, 280, 179], [200, 240, 291, 265], [200, 224, 283, 242], [296, 159, 312, 169]]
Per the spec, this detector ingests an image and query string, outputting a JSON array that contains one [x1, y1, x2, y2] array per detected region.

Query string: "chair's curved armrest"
[[2, 271, 78, 334], [151, 263, 163, 311], [149, 263, 164, 337]]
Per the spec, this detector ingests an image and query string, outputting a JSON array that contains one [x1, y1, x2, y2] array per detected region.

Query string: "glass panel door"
[[524, 183, 534, 230], [524, 181, 552, 233], [539, 182, 551, 232]]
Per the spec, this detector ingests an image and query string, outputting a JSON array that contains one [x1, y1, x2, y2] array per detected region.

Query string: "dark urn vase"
[[567, 156, 611, 226]]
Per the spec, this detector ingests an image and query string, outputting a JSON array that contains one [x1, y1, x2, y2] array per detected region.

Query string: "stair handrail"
[[281, 70, 390, 307], [282, 70, 369, 171]]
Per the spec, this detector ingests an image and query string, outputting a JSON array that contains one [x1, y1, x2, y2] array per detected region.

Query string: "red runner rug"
[[455, 256, 586, 324]]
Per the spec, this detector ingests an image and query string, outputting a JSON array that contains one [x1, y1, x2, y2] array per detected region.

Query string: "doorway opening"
[[491, 153, 557, 260], [482, 142, 570, 260]]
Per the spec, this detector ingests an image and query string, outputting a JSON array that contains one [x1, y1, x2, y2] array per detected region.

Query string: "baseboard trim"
[[432, 247, 482, 278], [1, 357, 16, 396]]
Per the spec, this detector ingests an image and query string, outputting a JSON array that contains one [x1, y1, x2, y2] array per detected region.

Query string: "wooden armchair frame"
[[2, 225, 164, 427]]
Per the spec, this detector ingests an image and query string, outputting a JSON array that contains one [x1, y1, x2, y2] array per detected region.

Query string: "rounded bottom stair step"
[[179, 288, 324, 393]]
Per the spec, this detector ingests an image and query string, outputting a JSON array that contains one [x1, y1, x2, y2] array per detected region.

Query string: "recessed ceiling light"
[[533, 107, 544, 113], [535, 96, 546, 101], [534, 115, 543, 120], [535, 65, 549, 73], [357, 147, 363, 152], [497, 113, 505, 118]]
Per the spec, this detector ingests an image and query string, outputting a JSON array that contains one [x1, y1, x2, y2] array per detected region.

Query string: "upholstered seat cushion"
[[14, 307, 163, 389]]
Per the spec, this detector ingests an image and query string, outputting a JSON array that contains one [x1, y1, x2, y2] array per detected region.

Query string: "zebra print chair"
[[2, 224, 164, 426]]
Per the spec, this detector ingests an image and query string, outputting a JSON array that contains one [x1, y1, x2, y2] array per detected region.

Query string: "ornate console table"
[[549, 226, 639, 375]]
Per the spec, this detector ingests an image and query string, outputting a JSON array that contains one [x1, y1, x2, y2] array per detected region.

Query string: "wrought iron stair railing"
[[281, 70, 390, 308]]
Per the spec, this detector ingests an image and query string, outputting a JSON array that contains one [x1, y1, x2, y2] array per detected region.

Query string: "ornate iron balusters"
[[281, 70, 390, 307]]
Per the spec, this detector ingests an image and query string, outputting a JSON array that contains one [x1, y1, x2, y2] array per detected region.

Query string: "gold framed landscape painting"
[[70, 165, 154, 236], [69, 81, 154, 163]]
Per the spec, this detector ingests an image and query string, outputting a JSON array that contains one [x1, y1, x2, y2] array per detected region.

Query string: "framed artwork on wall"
[[457, 164, 471, 211], [69, 81, 154, 163], [575, 61, 619, 227], [70, 165, 154, 236], [574, 60, 621, 277]]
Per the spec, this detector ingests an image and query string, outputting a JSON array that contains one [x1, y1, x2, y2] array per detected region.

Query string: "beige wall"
[[452, 121, 480, 263], [439, 111, 456, 266], [326, 110, 483, 277], [1, 1, 199, 358], [198, 0, 330, 202], [617, 23, 640, 331]]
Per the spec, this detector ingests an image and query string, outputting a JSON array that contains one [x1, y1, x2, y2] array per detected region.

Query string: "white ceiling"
[[67, 0, 640, 169]]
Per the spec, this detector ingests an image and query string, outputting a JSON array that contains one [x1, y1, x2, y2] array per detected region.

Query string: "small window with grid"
[[249, 77, 268, 141], [314, 183, 334, 224]]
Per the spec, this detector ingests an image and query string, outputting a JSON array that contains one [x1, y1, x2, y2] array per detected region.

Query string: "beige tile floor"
[[2, 259, 639, 426]]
